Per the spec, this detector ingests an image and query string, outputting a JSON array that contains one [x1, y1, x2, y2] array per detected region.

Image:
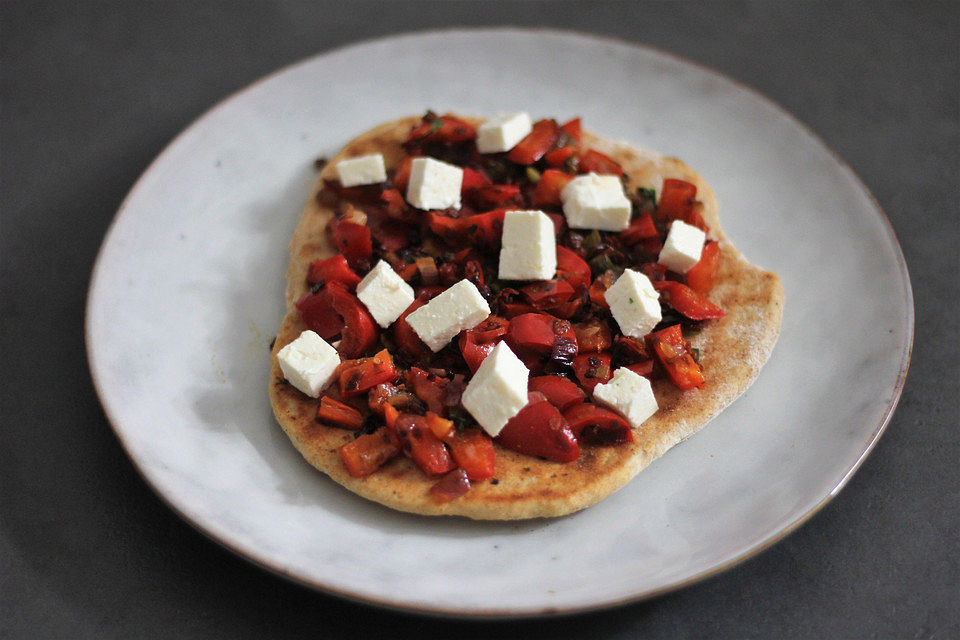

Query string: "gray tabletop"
[[2, 2, 957, 638]]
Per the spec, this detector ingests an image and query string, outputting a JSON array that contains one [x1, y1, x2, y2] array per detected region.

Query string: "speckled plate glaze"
[[86, 29, 913, 617]]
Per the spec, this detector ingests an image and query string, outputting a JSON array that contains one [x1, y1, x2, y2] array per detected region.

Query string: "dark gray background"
[[2, 2, 957, 638]]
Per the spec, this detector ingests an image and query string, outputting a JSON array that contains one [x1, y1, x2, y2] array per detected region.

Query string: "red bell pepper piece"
[[578, 149, 623, 176], [545, 212, 566, 237], [645, 324, 704, 390], [653, 281, 725, 320], [563, 403, 632, 444], [619, 214, 659, 246], [339, 428, 401, 477], [572, 320, 612, 352], [556, 246, 592, 291], [530, 169, 573, 207], [521, 280, 576, 310], [470, 184, 522, 210], [507, 119, 560, 165], [588, 270, 618, 310], [317, 396, 365, 430], [394, 413, 456, 476], [461, 167, 491, 193], [686, 240, 721, 294], [572, 352, 612, 393], [306, 255, 362, 289], [543, 146, 576, 168], [506, 313, 576, 355], [427, 208, 507, 249], [295, 287, 345, 340], [392, 157, 414, 194], [614, 335, 652, 363], [442, 428, 495, 481], [322, 179, 384, 206], [328, 284, 378, 358], [625, 360, 655, 378], [657, 178, 697, 221], [430, 468, 472, 503], [496, 393, 580, 462], [407, 367, 449, 416], [458, 316, 509, 373], [379, 187, 411, 221], [407, 112, 477, 145], [528, 376, 586, 412], [559, 117, 582, 144], [330, 218, 372, 272], [393, 296, 428, 357], [338, 349, 397, 397]]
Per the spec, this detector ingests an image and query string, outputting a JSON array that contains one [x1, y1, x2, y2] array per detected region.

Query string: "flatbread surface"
[[269, 116, 784, 519]]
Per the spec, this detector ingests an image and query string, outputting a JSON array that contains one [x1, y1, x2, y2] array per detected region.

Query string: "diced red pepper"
[[338, 349, 397, 397], [572, 320, 612, 352], [614, 335, 652, 364], [430, 468, 472, 503], [686, 240, 721, 295], [578, 149, 623, 176], [407, 113, 477, 145], [588, 270, 618, 309], [507, 119, 560, 165], [528, 376, 586, 412], [645, 324, 704, 390], [379, 188, 411, 221], [556, 246, 592, 291], [572, 352, 612, 393], [653, 280, 726, 320], [427, 208, 507, 249], [394, 413, 456, 476], [425, 411, 454, 440], [521, 280, 576, 310], [317, 396, 365, 430], [468, 316, 509, 343], [322, 179, 384, 206], [392, 157, 414, 194], [619, 214, 659, 246], [530, 169, 573, 207], [460, 167, 491, 193], [545, 212, 566, 237], [657, 179, 697, 221], [638, 262, 668, 283], [543, 146, 576, 168], [295, 287, 344, 340], [559, 117, 582, 144], [307, 255, 362, 289], [328, 284, 379, 358], [625, 360, 655, 378], [330, 218, 372, 272], [407, 368, 450, 416], [506, 313, 577, 356], [496, 393, 580, 462], [563, 403, 633, 444], [394, 296, 428, 357], [459, 316, 508, 373], [368, 217, 411, 253], [470, 184, 522, 210], [339, 428, 401, 477], [442, 428, 495, 481]]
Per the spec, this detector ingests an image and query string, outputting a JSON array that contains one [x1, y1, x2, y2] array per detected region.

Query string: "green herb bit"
[[691, 347, 701, 363], [583, 229, 603, 253], [526, 167, 542, 183], [430, 118, 444, 132]]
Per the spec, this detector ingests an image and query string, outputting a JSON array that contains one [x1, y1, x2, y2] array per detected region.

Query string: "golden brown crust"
[[268, 116, 784, 519]]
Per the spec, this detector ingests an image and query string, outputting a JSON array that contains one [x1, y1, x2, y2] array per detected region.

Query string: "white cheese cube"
[[476, 112, 533, 154], [405, 279, 490, 352], [276, 330, 340, 397], [593, 367, 659, 429], [605, 269, 662, 338], [658, 220, 706, 273], [356, 260, 415, 328], [462, 342, 530, 437], [405, 157, 463, 210], [498, 210, 557, 281], [335, 153, 387, 187], [560, 173, 632, 231]]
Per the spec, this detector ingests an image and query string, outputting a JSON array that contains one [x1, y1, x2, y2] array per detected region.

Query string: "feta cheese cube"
[[405, 279, 490, 352], [356, 260, 415, 328], [476, 112, 533, 154], [405, 157, 463, 210], [462, 342, 530, 437], [276, 330, 340, 397], [605, 269, 662, 338], [560, 173, 632, 231], [593, 367, 659, 428], [658, 220, 706, 273], [336, 153, 387, 187], [498, 210, 557, 281]]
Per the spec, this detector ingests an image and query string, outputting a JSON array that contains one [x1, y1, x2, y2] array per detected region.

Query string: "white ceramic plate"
[[86, 29, 912, 617]]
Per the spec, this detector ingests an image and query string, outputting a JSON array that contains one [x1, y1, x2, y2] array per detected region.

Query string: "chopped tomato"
[[339, 349, 397, 397], [528, 376, 586, 412], [559, 117, 582, 144], [470, 184, 522, 210], [442, 428, 495, 481], [407, 112, 477, 145], [430, 468, 471, 503], [543, 146, 575, 168], [339, 428, 401, 477], [392, 157, 414, 194], [572, 319, 612, 352], [618, 214, 659, 246], [578, 149, 623, 176], [427, 208, 506, 249], [507, 119, 560, 165], [496, 393, 580, 462], [407, 367, 450, 416], [330, 218, 372, 272], [657, 178, 697, 221], [563, 403, 632, 444], [317, 396, 365, 430], [530, 169, 573, 207], [394, 296, 428, 357], [653, 280, 726, 320], [645, 324, 704, 390], [572, 352, 612, 393], [394, 413, 456, 476], [588, 270, 618, 309], [306, 255, 362, 289], [686, 240, 721, 294], [521, 280, 576, 310], [556, 246, 592, 291]]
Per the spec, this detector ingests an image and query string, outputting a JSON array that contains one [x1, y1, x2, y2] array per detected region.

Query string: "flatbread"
[[269, 116, 784, 519]]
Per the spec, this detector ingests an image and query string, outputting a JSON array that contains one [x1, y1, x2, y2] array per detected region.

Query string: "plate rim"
[[84, 26, 914, 618]]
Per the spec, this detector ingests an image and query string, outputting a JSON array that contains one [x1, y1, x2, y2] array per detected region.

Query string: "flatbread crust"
[[269, 116, 784, 520]]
